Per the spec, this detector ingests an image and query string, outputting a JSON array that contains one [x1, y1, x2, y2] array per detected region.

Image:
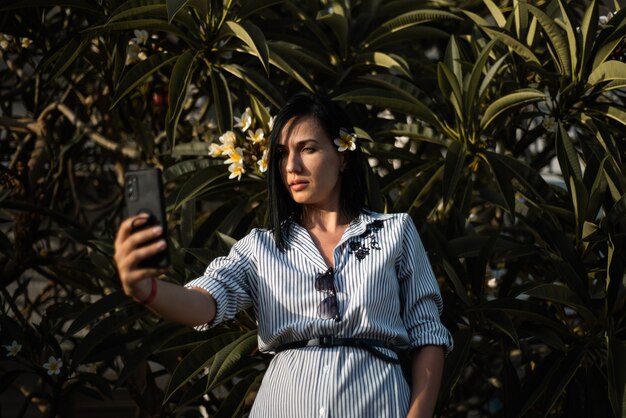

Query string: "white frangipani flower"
[[228, 162, 245, 180], [257, 149, 268, 173], [333, 128, 357, 152], [133, 29, 149, 45], [4, 341, 21, 357], [247, 128, 265, 144], [43, 356, 63, 375], [234, 107, 253, 132], [219, 131, 236, 145], [225, 147, 244, 165], [208, 143, 223, 158]]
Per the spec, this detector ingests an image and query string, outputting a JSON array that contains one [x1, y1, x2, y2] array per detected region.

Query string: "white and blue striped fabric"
[[185, 211, 453, 418]]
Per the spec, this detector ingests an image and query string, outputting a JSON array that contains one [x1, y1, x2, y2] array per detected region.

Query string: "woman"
[[115, 93, 453, 418]]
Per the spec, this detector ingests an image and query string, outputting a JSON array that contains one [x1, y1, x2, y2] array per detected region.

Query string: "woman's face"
[[277, 116, 346, 210]]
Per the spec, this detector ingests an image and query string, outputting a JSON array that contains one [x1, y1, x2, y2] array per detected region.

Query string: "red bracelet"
[[137, 278, 157, 305]]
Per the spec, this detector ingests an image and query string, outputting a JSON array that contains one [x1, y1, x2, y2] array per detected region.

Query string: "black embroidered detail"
[[348, 220, 384, 261]]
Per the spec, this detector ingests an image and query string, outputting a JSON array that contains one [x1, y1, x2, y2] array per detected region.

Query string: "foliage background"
[[1, 0, 625, 417]]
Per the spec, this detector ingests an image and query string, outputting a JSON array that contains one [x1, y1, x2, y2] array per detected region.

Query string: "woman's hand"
[[114, 214, 169, 302], [113, 214, 217, 326]]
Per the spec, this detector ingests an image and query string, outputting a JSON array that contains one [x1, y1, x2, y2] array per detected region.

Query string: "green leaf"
[[210, 70, 233, 133], [569, 176, 588, 240], [558, 0, 578, 77], [464, 39, 497, 117], [111, 52, 177, 108], [166, 50, 198, 146], [163, 158, 215, 182], [268, 48, 314, 92], [526, 14, 538, 46], [106, 3, 196, 30], [269, 42, 335, 75], [587, 104, 626, 130], [166, 0, 188, 22], [316, 3, 348, 59], [362, 9, 461, 49], [578, 0, 598, 80], [362, 26, 451, 51], [470, 299, 569, 333], [427, 224, 473, 308], [222, 20, 270, 74], [40, 36, 90, 83], [586, 157, 608, 222], [213, 371, 264, 418], [481, 89, 545, 130], [437, 63, 463, 122], [555, 122, 583, 182], [481, 27, 541, 64], [354, 52, 412, 79], [356, 74, 424, 104], [513, 0, 529, 39], [526, 4, 571, 76], [164, 331, 246, 402], [388, 162, 443, 211], [485, 312, 519, 346], [205, 330, 257, 389], [334, 88, 442, 130], [118, 322, 185, 384], [237, 0, 284, 20], [442, 140, 466, 208], [172, 141, 214, 157], [522, 283, 595, 322], [166, 165, 230, 211], [592, 26, 626, 69], [483, 0, 506, 28], [517, 348, 585, 416], [66, 292, 130, 337], [480, 152, 515, 215], [70, 308, 146, 371], [587, 60, 626, 87], [221, 64, 282, 107], [485, 151, 554, 203], [478, 53, 509, 101], [249, 94, 272, 128], [444, 35, 463, 88]]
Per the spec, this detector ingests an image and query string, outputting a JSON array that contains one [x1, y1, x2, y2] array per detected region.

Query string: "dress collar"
[[285, 210, 393, 269]]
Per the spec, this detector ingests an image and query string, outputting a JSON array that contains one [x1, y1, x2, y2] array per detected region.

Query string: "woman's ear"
[[340, 153, 348, 173]]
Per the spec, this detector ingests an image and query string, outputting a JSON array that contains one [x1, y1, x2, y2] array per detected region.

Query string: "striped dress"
[[185, 211, 453, 418]]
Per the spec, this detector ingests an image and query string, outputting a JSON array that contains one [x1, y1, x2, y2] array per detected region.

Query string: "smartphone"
[[124, 168, 170, 268]]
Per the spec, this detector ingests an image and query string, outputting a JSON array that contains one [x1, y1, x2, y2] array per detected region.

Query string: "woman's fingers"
[[115, 214, 149, 248], [118, 238, 167, 271]]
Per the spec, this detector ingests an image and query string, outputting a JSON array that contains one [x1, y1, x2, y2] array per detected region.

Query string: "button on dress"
[[185, 211, 453, 418]]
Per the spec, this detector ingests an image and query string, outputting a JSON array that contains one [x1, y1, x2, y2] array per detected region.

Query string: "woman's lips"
[[289, 181, 308, 191]]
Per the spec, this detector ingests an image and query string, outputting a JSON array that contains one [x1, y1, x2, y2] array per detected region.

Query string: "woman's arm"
[[114, 214, 216, 327], [406, 345, 445, 418]]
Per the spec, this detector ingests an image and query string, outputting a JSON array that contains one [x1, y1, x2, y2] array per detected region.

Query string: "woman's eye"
[[302, 147, 316, 153]]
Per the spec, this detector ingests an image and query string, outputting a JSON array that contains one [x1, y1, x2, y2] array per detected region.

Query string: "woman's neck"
[[300, 206, 349, 232]]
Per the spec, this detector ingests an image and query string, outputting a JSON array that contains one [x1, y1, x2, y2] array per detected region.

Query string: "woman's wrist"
[[131, 277, 156, 304]]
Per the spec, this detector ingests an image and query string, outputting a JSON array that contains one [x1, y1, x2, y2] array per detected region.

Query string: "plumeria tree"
[[1, 0, 625, 417]]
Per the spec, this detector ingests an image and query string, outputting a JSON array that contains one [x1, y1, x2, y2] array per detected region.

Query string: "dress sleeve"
[[184, 230, 257, 331], [397, 214, 453, 354]]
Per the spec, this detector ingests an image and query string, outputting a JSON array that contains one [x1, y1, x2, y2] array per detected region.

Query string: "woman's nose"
[[285, 153, 301, 173]]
